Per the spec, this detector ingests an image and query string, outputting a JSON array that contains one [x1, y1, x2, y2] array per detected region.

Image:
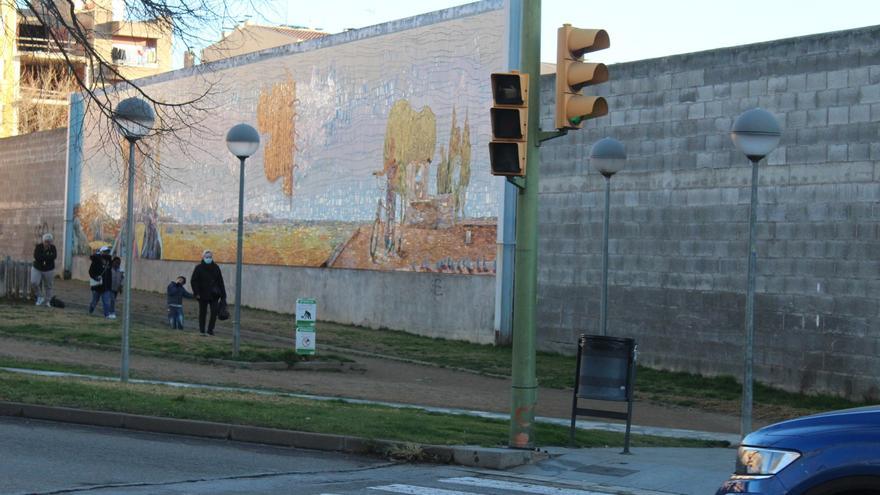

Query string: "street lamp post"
[[113, 97, 155, 382], [730, 108, 782, 437], [590, 137, 626, 337], [225, 124, 260, 358]]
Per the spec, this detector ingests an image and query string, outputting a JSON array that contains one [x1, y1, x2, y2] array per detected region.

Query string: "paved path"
[[0, 332, 751, 438]]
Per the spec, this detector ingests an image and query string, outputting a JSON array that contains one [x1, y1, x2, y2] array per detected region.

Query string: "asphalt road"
[[1, 416, 637, 495]]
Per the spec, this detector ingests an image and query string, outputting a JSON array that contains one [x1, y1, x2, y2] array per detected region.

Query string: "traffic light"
[[489, 72, 529, 176], [555, 24, 610, 130]]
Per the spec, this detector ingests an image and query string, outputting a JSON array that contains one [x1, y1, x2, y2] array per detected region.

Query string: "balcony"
[[17, 35, 87, 61], [19, 85, 71, 104]]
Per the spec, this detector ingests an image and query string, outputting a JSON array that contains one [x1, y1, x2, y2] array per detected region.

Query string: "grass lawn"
[[0, 370, 726, 449], [0, 298, 869, 421], [0, 303, 346, 366], [233, 317, 868, 420], [310, 323, 868, 418]]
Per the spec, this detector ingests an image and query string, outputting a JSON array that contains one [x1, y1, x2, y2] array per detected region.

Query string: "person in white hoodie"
[[31, 233, 57, 306]]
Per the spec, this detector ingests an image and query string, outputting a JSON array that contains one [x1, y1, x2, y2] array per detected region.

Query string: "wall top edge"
[[0, 127, 69, 144], [92, 0, 506, 94], [605, 24, 880, 72]]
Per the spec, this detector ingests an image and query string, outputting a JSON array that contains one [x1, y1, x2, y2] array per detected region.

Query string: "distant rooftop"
[[201, 21, 330, 63], [223, 22, 328, 43]]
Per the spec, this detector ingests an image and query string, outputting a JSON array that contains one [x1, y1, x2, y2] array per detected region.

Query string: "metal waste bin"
[[578, 335, 635, 401], [570, 334, 637, 453]]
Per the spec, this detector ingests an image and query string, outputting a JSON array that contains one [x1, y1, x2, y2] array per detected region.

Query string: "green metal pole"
[[509, 0, 542, 449]]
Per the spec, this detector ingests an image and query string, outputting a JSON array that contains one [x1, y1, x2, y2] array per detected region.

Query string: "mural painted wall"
[[74, 1, 507, 274]]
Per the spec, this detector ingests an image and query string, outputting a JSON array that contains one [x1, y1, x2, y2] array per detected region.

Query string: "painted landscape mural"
[[74, 2, 506, 274]]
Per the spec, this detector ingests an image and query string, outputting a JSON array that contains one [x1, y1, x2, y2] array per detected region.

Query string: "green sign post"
[[295, 298, 317, 356]]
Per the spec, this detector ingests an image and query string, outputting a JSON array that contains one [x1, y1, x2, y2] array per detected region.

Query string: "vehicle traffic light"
[[489, 72, 529, 176], [555, 24, 610, 130]]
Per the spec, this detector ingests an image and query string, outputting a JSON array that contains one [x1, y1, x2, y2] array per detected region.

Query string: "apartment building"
[[0, 0, 173, 137]]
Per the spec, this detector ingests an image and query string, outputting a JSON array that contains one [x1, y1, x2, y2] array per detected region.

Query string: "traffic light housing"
[[489, 72, 529, 176], [555, 25, 610, 129]]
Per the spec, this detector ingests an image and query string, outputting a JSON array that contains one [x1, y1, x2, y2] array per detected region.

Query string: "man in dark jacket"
[[167, 276, 193, 330], [88, 246, 115, 319], [190, 250, 226, 336], [31, 233, 57, 307]]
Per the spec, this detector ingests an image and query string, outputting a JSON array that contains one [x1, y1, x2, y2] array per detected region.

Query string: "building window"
[[111, 38, 158, 66]]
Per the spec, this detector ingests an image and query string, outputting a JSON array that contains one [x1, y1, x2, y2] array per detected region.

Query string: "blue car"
[[716, 406, 880, 495]]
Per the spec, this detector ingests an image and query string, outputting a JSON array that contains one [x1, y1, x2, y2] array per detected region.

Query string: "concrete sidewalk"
[[505, 447, 734, 495]]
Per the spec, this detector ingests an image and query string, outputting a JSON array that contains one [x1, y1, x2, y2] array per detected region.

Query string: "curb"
[[0, 401, 544, 470], [208, 359, 366, 372], [209, 359, 289, 370]]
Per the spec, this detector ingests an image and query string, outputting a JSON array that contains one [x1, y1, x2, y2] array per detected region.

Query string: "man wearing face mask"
[[190, 249, 226, 336]]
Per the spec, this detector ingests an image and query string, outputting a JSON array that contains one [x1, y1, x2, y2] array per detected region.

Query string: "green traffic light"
[[570, 115, 583, 125]]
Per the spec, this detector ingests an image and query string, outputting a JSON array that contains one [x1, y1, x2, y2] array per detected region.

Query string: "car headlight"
[[735, 446, 801, 478]]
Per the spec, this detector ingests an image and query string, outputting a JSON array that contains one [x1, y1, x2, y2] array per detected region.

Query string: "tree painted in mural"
[[436, 107, 471, 218], [73, 195, 114, 254], [256, 76, 296, 196], [110, 135, 163, 259], [138, 139, 163, 260], [374, 99, 437, 258]]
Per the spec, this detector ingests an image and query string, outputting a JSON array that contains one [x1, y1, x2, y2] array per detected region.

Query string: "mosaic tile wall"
[[75, 1, 507, 273]]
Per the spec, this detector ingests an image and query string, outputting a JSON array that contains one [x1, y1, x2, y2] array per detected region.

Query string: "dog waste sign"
[[295, 298, 317, 356], [296, 326, 315, 355], [296, 298, 316, 325]]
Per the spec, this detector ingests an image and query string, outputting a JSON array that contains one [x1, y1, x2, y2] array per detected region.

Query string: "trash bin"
[[570, 334, 637, 453], [577, 335, 636, 401]]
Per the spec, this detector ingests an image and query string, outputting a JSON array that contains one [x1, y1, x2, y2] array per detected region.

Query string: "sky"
[[187, 0, 880, 66]]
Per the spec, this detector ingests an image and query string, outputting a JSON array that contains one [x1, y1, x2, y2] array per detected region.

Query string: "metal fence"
[[0, 257, 32, 300]]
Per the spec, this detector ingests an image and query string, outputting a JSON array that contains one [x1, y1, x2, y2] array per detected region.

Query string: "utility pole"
[[504, 1, 610, 448], [509, 0, 542, 449]]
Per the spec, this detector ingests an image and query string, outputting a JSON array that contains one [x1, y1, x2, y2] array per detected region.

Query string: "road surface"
[[1, 416, 644, 495]]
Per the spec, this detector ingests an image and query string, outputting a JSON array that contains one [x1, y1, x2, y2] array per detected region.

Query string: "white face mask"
[[204, 257, 213, 264]]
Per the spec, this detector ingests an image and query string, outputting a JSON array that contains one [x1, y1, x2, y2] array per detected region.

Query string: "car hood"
[[745, 406, 880, 447]]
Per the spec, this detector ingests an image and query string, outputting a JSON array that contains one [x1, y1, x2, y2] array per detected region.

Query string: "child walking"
[[109, 257, 124, 316], [167, 276, 193, 330]]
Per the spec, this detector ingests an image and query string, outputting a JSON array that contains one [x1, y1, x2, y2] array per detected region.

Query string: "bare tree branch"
[[5, 0, 263, 144]]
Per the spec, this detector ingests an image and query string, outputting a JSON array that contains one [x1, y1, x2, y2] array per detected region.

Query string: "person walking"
[[166, 275, 193, 330], [88, 246, 115, 319], [31, 233, 57, 307], [190, 250, 226, 336], [109, 256, 124, 316]]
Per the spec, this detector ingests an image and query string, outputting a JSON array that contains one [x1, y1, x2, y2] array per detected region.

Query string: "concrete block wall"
[[0, 128, 67, 261], [538, 26, 880, 400], [71, 256, 496, 344]]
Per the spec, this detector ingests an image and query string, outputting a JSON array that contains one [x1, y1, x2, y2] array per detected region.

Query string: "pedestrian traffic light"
[[489, 72, 529, 176], [555, 25, 609, 130]]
